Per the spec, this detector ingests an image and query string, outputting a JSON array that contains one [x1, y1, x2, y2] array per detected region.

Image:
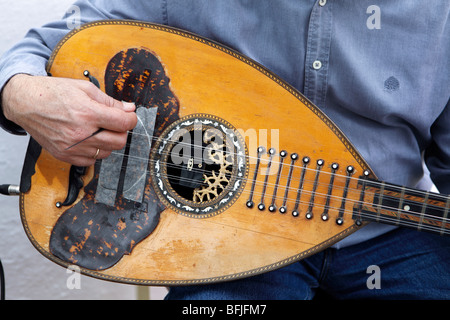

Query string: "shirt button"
[[313, 60, 322, 70], [319, 0, 327, 6]]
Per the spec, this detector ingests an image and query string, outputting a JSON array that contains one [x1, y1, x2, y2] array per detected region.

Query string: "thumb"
[[84, 85, 138, 132], [121, 101, 137, 112], [90, 86, 136, 112], [94, 103, 138, 133]]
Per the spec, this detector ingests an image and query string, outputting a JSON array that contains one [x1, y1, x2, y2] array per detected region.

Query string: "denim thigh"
[[165, 227, 450, 300], [321, 228, 450, 299]]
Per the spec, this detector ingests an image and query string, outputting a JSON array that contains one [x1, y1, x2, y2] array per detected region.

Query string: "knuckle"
[[53, 151, 65, 162], [71, 127, 87, 141], [85, 159, 97, 166], [119, 133, 129, 147], [117, 113, 137, 132], [75, 158, 95, 167], [102, 150, 112, 159], [110, 134, 128, 150], [121, 115, 136, 132], [111, 119, 129, 135], [80, 79, 98, 92], [117, 118, 128, 132]]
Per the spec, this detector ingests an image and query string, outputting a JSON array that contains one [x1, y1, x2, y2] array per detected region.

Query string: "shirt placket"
[[304, 0, 333, 110]]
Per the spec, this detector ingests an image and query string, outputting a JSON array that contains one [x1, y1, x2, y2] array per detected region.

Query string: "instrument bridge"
[[245, 146, 364, 227]]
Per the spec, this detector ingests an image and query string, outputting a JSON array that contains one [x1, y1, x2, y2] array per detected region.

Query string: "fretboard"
[[353, 178, 450, 236]]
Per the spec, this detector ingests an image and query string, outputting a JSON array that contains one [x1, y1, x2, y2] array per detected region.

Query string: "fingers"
[[59, 149, 112, 167], [84, 85, 138, 133], [89, 147, 112, 161], [78, 129, 129, 155], [95, 104, 138, 133], [60, 126, 130, 166], [62, 82, 137, 158], [5, 75, 140, 167], [57, 142, 117, 167], [91, 129, 129, 151]]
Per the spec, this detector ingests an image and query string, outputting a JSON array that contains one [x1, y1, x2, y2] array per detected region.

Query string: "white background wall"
[[0, 0, 167, 300]]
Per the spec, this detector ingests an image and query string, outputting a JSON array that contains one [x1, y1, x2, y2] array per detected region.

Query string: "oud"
[[7, 20, 448, 285]]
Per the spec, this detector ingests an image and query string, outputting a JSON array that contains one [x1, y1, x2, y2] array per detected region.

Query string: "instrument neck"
[[354, 178, 450, 236]]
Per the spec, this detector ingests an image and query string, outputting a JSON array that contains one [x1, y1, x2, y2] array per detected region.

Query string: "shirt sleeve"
[[425, 99, 450, 194], [0, 21, 66, 135], [0, 0, 163, 134]]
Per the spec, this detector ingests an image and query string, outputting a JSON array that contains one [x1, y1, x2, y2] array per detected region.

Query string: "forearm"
[[0, 0, 148, 165], [0, 27, 63, 134], [0, 0, 124, 134]]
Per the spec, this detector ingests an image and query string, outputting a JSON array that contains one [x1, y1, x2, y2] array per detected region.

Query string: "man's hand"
[[1, 74, 138, 166]]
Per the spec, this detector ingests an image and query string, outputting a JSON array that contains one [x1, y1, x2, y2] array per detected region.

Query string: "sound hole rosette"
[[150, 114, 248, 218]]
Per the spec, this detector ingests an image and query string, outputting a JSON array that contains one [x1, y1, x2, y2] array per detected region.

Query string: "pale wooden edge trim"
[[20, 190, 364, 286], [46, 19, 372, 173], [20, 19, 373, 285]]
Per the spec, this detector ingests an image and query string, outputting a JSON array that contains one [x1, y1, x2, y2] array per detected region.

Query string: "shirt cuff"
[[0, 108, 27, 135], [0, 76, 27, 135]]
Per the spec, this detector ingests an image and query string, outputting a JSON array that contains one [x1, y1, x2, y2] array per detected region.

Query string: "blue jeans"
[[165, 228, 450, 299]]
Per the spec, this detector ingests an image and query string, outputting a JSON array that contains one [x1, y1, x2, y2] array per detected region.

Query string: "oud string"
[[89, 149, 450, 229], [98, 130, 448, 202], [91, 158, 450, 235], [154, 168, 449, 226], [96, 138, 450, 216], [74, 129, 449, 227]]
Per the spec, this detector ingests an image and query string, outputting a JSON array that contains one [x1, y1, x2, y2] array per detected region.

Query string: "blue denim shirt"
[[0, 0, 449, 247]]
